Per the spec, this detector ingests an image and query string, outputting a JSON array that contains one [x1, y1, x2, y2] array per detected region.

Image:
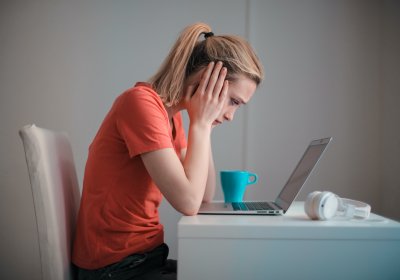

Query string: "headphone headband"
[[338, 198, 371, 219], [305, 191, 371, 220]]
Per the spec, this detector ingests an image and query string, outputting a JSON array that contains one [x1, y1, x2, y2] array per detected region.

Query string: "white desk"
[[177, 202, 400, 280]]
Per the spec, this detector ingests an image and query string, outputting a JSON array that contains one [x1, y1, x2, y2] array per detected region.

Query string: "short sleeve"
[[115, 85, 173, 158]]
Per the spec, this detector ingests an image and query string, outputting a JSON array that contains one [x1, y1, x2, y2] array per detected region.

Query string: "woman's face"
[[184, 68, 257, 126], [186, 69, 257, 126], [212, 75, 257, 126]]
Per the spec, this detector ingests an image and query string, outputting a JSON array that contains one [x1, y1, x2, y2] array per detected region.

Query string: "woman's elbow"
[[180, 194, 214, 215], [175, 199, 201, 216], [177, 205, 199, 216], [181, 208, 198, 216]]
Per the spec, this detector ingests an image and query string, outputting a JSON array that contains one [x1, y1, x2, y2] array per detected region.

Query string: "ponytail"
[[149, 22, 264, 107], [149, 23, 211, 107]]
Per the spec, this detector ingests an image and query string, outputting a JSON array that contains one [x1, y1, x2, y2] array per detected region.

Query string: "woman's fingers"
[[205, 62, 225, 97], [196, 61, 226, 98], [197, 62, 215, 95], [216, 80, 228, 111], [220, 80, 229, 101], [185, 61, 228, 126], [212, 67, 227, 101]]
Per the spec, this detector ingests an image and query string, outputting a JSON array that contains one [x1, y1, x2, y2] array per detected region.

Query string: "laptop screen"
[[275, 138, 331, 212]]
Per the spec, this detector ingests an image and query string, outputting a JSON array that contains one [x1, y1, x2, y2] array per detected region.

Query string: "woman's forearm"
[[181, 123, 213, 210], [141, 123, 212, 216]]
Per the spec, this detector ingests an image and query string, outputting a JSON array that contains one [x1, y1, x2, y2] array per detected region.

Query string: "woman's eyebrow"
[[232, 95, 247, 105]]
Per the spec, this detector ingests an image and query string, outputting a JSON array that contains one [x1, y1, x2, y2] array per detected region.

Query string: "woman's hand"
[[185, 61, 229, 128]]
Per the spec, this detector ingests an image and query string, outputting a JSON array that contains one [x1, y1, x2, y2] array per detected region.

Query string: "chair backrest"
[[19, 124, 81, 280]]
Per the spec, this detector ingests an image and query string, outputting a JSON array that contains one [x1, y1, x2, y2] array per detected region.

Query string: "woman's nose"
[[224, 110, 235, 121]]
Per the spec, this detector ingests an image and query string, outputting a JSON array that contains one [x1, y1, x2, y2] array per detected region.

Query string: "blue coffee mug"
[[220, 170, 258, 203]]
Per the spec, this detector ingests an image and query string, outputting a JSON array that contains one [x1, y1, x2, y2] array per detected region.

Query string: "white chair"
[[19, 124, 81, 280]]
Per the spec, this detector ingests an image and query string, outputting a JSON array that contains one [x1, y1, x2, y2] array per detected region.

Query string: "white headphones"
[[304, 191, 371, 220]]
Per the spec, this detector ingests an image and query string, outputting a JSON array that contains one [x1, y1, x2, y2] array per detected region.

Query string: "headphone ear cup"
[[316, 191, 338, 220], [305, 191, 321, 220]]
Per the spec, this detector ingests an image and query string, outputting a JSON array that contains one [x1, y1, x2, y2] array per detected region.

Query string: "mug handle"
[[247, 173, 258, 185]]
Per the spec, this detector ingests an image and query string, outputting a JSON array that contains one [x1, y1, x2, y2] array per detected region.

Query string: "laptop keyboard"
[[232, 202, 275, 211]]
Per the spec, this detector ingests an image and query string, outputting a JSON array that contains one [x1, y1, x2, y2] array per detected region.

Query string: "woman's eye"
[[230, 98, 240, 106]]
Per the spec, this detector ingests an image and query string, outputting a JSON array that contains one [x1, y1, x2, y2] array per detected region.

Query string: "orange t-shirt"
[[72, 82, 187, 269]]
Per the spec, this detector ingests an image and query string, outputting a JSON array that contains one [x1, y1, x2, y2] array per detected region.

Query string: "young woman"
[[73, 22, 264, 279]]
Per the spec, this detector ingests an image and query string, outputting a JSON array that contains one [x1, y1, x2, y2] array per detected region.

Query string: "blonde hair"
[[149, 22, 264, 107]]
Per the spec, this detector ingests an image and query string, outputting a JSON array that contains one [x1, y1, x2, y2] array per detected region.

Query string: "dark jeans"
[[76, 243, 177, 280]]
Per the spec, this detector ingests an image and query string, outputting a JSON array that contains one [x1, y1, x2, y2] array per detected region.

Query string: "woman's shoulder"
[[114, 82, 166, 116], [118, 82, 162, 105], [132, 82, 154, 91], [122, 82, 157, 97]]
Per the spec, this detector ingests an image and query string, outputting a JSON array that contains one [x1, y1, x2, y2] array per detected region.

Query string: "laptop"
[[198, 137, 332, 215]]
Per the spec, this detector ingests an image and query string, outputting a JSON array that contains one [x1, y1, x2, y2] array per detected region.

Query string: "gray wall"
[[1, 0, 399, 279]]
